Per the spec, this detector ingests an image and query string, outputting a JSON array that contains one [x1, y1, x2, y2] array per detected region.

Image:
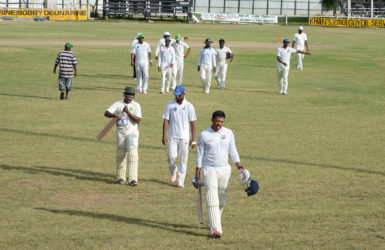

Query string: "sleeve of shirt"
[[212, 50, 216, 68], [188, 104, 197, 122], [155, 40, 161, 57], [134, 103, 142, 118], [107, 102, 118, 114], [229, 130, 240, 163], [304, 34, 308, 41], [276, 48, 281, 57], [72, 54, 77, 65], [196, 133, 204, 168], [162, 103, 170, 120], [131, 44, 136, 54], [55, 54, 60, 64], [291, 48, 298, 53], [146, 43, 151, 53], [198, 48, 203, 66], [228, 47, 232, 54], [158, 49, 162, 67], [184, 42, 189, 49], [292, 34, 297, 42]]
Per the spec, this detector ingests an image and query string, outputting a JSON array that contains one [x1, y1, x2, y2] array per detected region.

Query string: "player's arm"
[[296, 50, 311, 56], [212, 52, 216, 72], [104, 111, 121, 120], [123, 106, 141, 124], [197, 49, 202, 71], [189, 120, 196, 148], [155, 40, 161, 60], [229, 49, 234, 62], [194, 134, 204, 182], [73, 64, 77, 77], [292, 41, 296, 48], [305, 40, 309, 52], [277, 56, 287, 66], [184, 47, 191, 59], [53, 63, 58, 73], [148, 52, 153, 66], [131, 53, 135, 66], [162, 119, 169, 145]]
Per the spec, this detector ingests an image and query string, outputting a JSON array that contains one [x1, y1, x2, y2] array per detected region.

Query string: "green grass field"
[[0, 21, 384, 249]]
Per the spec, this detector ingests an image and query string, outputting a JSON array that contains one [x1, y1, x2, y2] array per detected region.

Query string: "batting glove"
[[238, 167, 250, 185], [192, 175, 201, 189]]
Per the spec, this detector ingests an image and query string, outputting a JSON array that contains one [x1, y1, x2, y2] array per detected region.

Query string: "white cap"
[[136, 32, 141, 38], [163, 31, 170, 36], [298, 26, 304, 30]]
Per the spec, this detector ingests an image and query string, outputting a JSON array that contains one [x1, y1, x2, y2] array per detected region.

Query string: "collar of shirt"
[[209, 126, 223, 133]]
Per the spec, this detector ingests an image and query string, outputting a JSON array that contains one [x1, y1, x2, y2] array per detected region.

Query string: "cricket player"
[[193, 110, 251, 238], [131, 33, 152, 94], [292, 26, 309, 70], [104, 86, 142, 186], [214, 39, 233, 90], [158, 38, 175, 94], [155, 31, 172, 60], [198, 38, 216, 94], [53, 43, 77, 100], [277, 39, 311, 95], [130, 33, 141, 79], [171, 34, 191, 89], [162, 85, 197, 188]]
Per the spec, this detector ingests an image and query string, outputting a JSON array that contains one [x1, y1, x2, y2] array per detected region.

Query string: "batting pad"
[[208, 206, 222, 234], [128, 147, 138, 182], [116, 149, 128, 180]]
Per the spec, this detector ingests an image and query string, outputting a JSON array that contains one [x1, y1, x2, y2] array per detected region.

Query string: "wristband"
[[191, 141, 196, 145]]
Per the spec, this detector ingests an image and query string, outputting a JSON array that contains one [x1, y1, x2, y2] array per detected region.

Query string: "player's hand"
[[238, 167, 250, 185], [190, 140, 196, 149], [283, 63, 288, 66], [158, 67, 161, 72], [74, 72, 78, 77], [184, 55, 188, 59], [155, 56, 158, 60], [53, 69, 56, 74], [192, 175, 201, 189], [170, 64, 173, 68], [123, 106, 129, 114], [116, 115, 122, 121], [162, 137, 168, 146], [197, 66, 200, 72], [213, 67, 216, 72], [307, 52, 312, 56], [131, 61, 134, 67], [149, 61, 153, 66], [183, 36, 188, 40]]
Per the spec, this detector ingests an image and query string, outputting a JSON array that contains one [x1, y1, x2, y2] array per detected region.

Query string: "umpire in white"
[[198, 38, 216, 94], [162, 85, 197, 188], [194, 110, 251, 238]]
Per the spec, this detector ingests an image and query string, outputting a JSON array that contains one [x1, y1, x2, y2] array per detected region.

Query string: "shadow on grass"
[[35, 208, 207, 237], [244, 156, 385, 177], [80, 73, 129, 79], [142, 177, 175, 187], [0, 93, 55, 100], [0, 164, 113, 184]]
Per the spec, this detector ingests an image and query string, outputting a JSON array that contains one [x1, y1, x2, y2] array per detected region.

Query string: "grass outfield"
[[0, 21, 384, 249]]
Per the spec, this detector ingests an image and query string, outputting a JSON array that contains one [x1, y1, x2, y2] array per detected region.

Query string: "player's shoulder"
[[132, 100, 141, 106], [183, 99, 195, 108], [166, 99, 177, 107]]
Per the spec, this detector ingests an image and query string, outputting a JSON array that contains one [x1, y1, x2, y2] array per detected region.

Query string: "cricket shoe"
[[283, 91, 287, 95], [279, 90, 284, 95], [169, 175, 176, 183], [128, 180, 138, 186], [211, 231, 222, 238], [116, 179, 125, 185], [177, 184, 184, 188]]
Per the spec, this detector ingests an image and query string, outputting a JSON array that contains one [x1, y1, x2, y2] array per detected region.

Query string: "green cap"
[[137, 33, 144, 38], [175, 34, 181, 40], [65, 43, 73, 49]]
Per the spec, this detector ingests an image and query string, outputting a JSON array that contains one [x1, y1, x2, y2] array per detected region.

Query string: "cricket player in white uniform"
[[171, 34, 191, 89], [277, 38, 311, 95], [158, 38, 175, 94], [155, 31, 173, 61], [214, 39, 233, 90], [292, 26, 309, 70], [130, 33, 141, 79], [131, 33, 152, 94], [162, 85, 197, 188], [194, 110, 251, 238], [104, 86, 142, 186], [198, 38, 216, 94]]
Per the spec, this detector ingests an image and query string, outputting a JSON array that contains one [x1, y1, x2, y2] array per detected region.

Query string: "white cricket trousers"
[[135, 63, 149, 93], [296, 53, 304, 70], [161, 66, 173, 93], [200, 64, 213, 94], [277, 65, 290, 93], [214, 63, 228, 89], [203, 168, 231, 234], [166, 138, 189, 185], [115, 128, 139, 182], [172, 60, 184, 89]]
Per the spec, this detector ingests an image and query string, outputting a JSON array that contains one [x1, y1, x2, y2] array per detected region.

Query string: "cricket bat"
[[96, 118, 116, 141], [198, 184, 203, 224]]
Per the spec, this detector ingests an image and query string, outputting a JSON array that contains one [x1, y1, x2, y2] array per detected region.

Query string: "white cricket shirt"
[[292, 33, 308, 50], [131, 38, 138, 52], [163, 99, 197, 140], [198, 47, 216, 67], [276, 47, 297, 67], [107, 100, 142, 132], [131, 42, 151, 66], [171, 41, 189, 62], [158, 46, 175, 69], [196, 126, 240, 172], [215, 46, 232, 64]]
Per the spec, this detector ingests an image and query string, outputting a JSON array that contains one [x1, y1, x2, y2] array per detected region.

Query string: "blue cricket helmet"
[[245, 179, 259, 196]]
